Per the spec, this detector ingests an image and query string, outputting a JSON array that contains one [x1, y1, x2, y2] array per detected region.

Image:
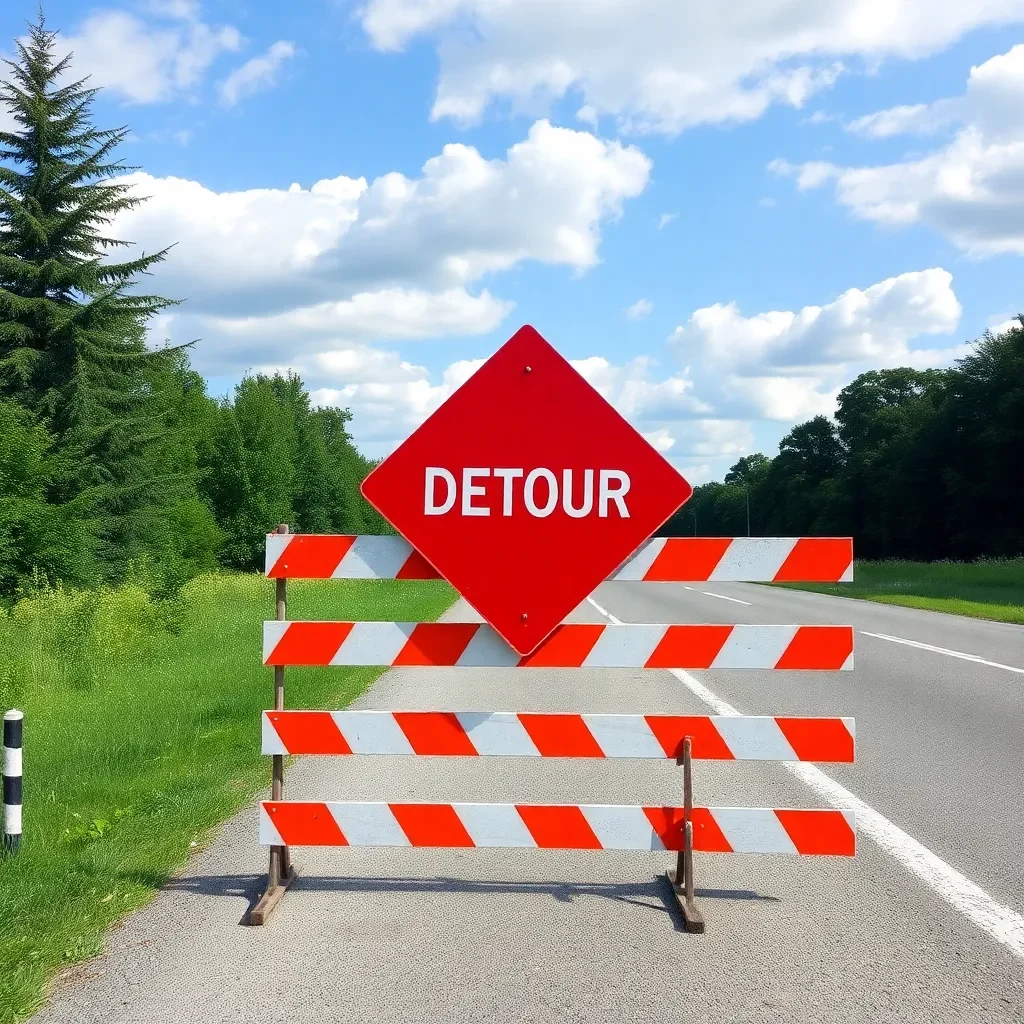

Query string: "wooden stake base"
[[249, 864, 299, 926], [666, 868, 705, 934]]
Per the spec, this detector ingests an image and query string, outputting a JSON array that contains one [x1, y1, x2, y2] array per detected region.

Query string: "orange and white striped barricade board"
[[260, 711, 855, 761], [260, 802, 856, 856], [250, 528, 856, 933], [262, 622, 853, 671], [265, 534, 853, 583]]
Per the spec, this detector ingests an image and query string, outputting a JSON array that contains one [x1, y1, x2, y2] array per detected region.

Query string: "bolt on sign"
[[249, 325, 857, 931], [360, 325, 693, 655]]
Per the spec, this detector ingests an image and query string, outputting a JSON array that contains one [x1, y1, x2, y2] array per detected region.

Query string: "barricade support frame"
[[250, 524, 298, 926], [665, 736, 704, 932]]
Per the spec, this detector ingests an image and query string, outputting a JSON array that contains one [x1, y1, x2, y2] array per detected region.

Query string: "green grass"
[[775, 558, 1024, 624], [0, 573, 456, 1024]]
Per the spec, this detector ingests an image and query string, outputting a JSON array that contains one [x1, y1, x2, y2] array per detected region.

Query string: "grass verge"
[[775, 558, 1024, 625], [0, 573, 456, 1023]]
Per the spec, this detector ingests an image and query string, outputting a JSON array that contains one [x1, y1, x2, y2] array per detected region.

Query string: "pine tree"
[[0, 15, 209, 581]]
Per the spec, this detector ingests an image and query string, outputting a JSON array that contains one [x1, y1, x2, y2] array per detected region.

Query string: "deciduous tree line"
[[660, 321, 1024, 560], [0, 20, 387, 597]]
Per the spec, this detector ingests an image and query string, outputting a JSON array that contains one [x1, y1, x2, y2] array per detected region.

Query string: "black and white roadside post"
[[3, 709, 22, 856]]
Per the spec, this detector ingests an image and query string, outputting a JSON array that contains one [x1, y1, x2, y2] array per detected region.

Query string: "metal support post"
[[250, 524, 298, 925], [666, 735, 705, 933]]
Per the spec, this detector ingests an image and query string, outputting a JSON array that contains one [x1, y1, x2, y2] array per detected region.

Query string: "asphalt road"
[[31, 584, 1024, 1024]]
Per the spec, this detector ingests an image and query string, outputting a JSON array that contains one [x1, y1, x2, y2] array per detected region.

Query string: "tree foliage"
[[0, 17, 194, 584], [202, 373, 392, 572], [661, 321, 1024, 559], [0, 17, 392, 595]]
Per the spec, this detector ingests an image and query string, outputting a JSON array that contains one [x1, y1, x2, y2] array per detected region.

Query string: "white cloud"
[[307, 350, 449, 448], [58, 3, 242, 104], [295, 346, 728, 458], [625, 298, 653, 319], [261, 346, 490, 452], [115, 120, 650, 322], [768, 159, 836, 190], [669, 420, 755, 459], [643, 428, 676, 453], [569, 355, 710, 419], [357, 0, 1024, 133], [988, 314, 1023, 335], [219, 40, 297, 107], [846, 98, 961, 138], [123, 121, 648, 380], [674, 462, 714, 485], [773, 44, 1024, 255], [657, 213, 678, 230], [723, 376, 841, 422], [213, 269, 970, 464], [564, 355, 721, 460], [287, 268, 968, 462], [670, 268, 961, 375], [665, 268, 966, 424], [203, 287, 511, 366]]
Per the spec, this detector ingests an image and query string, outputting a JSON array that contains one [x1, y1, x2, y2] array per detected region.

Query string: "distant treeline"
[[660, 320, 1024, 560], [0, 22, 388, 598]]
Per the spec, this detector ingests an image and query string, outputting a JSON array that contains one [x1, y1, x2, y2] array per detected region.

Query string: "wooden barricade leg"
[[250, 524, 298, 925], [666, 736, 705, 933]]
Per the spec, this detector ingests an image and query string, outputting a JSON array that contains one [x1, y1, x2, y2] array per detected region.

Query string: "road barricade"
[[249, 529, 856, 932]]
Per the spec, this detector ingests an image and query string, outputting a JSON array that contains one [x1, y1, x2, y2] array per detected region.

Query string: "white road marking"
[[861, 631, 1024, 676], [586, 596, 1024, 962], [701, 591, 753, 605], [683, 586, 696, 591]]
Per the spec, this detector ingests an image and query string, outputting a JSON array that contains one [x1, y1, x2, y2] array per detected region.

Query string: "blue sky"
[[2, 1, 1023, 482]]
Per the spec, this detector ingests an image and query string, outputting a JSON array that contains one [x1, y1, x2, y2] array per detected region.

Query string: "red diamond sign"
[[360, 325, 692, 654]]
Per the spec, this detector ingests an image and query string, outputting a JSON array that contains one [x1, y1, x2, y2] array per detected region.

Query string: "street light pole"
[[744, 480, 750, 537], [688, 508, 697, 537]]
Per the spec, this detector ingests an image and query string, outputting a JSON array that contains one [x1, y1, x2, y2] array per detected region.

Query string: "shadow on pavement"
[[161, 872, 779, 931]]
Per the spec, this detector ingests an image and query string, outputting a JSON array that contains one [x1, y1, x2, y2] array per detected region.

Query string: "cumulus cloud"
[[219, 40, 297, 106], [988, 315, 1023, 335], [57, 2, 242, 104], [722, 376, 841, 423], [291, 349, 480, 452], [657, 213, 678, 229], [571, 355, 711, 421], [114, 120, 650, 322], [306, 350, 450, 446], [357, 0, 1024, 133], [248, 341, 720, 459], [292, 346, 724, 458], [667, 268, 964, 423], [268, 268, 970, 459], [670, 269, 961, 374], [124, 121, 649, 382], [773, 44, 1024, 255], [204, 265, 969, 464], [202, 288, 512, 367]]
